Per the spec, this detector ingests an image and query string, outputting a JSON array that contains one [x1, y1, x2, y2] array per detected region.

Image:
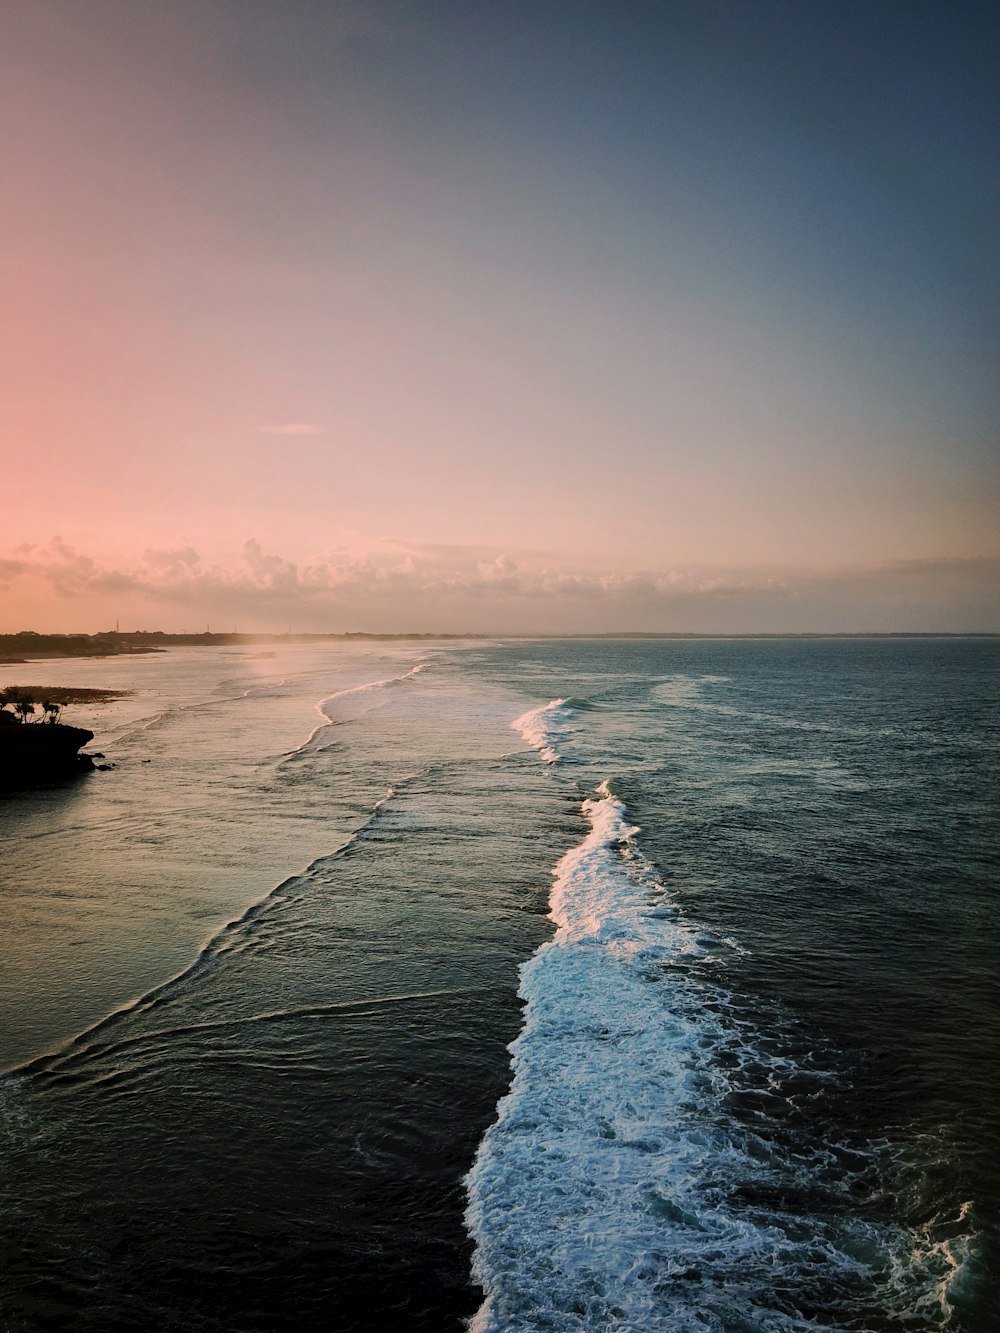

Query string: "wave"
[[20, 987, 482, 1095], [283, 661, 429, 760], [305, 664, 422, 724], [111, 660, 430, 758], [107, 678, 295, 745], [3, 785, 401, 1084], [464, 785, 972, 1331], [511, 696, 593, 764]]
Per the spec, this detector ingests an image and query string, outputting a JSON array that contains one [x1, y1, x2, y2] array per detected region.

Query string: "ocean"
[[0, 637, 996, 1331]]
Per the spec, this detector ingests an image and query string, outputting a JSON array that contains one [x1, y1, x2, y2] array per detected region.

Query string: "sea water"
[[0, 638, 996, 1331]]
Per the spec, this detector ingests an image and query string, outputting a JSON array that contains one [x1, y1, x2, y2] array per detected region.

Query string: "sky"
[[1, 0, 997, 633]]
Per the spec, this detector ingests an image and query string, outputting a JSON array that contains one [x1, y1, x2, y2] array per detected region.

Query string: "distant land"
[[0, 630, 490, 663], [1, 628, 997, 664]]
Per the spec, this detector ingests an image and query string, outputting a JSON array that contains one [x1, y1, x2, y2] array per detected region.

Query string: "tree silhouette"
[[15, 698, 36, 724]]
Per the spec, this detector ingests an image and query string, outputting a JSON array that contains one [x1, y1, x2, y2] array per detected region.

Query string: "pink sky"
[[2, 2, 997, 633]]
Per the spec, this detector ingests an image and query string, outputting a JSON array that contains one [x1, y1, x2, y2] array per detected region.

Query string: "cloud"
[[0, 558, 29, 586], [241, 538, 300, 592], [257, 423, 324, 436], [143, 547, 201, 576], [1, 537, 997, 633]]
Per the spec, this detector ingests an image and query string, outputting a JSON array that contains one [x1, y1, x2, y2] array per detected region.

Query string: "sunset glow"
[[2, 1, 997, 632]]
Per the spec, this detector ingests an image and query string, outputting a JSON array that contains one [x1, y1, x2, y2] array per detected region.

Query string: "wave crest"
[[511, 697, 586, 764], [465, 785, 970, 1331]]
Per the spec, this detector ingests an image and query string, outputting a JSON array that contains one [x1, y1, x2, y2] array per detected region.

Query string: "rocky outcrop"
[[0, 718, 96, 788]]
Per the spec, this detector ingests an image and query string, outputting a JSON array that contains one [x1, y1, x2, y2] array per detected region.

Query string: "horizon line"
[[2, 629, 998, 645]]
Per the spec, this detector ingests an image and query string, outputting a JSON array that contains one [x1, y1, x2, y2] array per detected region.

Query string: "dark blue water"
[[1, 638, 996, 1330], [466, 638, 999, 1330]]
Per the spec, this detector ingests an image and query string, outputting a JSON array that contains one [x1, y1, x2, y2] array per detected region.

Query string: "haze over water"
[[1, 637, 996, 1330]]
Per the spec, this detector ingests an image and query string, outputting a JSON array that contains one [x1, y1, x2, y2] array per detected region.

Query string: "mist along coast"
[[0, 636, 997, 1332]]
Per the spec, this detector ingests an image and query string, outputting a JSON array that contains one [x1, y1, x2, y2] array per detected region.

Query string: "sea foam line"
[[464, 783, 711, 1332], [511, 697, 573, 764], [464, 782, 963, 1331], [286, 661, 428, 758]]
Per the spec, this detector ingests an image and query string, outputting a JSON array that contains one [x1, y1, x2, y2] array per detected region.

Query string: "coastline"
[[2, 629, 995, 671]]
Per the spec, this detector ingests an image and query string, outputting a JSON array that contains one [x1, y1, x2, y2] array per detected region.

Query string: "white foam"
[[512, 698, 573, 764], [465, 786, 963, 1330], [465, 786, 716, 1330]]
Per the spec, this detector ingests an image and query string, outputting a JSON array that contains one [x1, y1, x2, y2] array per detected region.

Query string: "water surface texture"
[[1, 639, 996, 1331]]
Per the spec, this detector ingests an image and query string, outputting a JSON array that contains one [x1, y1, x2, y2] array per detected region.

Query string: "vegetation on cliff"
[[0, 686, 125, 789]]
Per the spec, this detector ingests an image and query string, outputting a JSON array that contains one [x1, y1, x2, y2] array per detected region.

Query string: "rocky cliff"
[[0, 716, 96, 788]]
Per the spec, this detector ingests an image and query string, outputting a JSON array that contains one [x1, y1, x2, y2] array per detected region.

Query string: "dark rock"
[[0, 723, 97, 789]]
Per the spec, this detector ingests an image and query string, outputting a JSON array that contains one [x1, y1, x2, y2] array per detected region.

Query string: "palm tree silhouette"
[[14, 698, 36, 724]]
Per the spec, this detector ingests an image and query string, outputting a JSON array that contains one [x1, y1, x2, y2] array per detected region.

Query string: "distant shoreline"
[[1, 628, 997, 666]]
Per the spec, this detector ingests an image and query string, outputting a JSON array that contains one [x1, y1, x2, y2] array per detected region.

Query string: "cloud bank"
[[1, 537, 997, 635]]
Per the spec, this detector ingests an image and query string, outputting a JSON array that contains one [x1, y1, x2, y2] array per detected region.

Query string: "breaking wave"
[[512, 697, 593, 764], [465, 781, 974, 1331]]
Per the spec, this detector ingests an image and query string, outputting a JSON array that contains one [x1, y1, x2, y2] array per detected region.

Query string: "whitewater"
[[466, 664, 992, 1331]]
